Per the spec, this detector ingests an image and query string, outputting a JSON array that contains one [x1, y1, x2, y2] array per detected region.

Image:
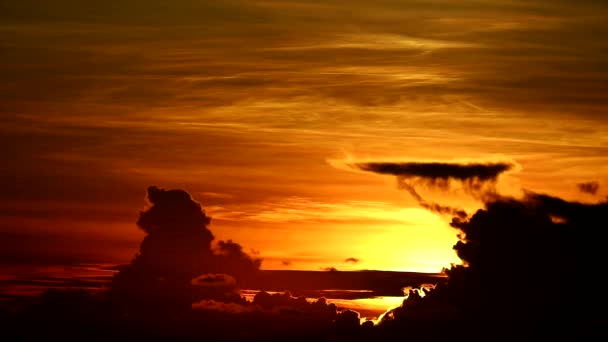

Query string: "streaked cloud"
[[207, 197, 444, 225]]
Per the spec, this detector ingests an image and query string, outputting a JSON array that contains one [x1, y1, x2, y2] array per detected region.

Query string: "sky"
[[1, 0, 607, 273]]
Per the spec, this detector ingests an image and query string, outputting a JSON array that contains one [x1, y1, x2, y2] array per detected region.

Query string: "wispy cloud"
[[207, 197, 442, 225]]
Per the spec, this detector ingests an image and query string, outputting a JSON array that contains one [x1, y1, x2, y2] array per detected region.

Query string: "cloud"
[[110, 186, 261, 315], [252, 291, 339, 317], [378, 190, 608, 331], [352, 161, 513, 217], [344, 257, 360, 264], [191, 274, 237, 288], [10, 288, 351, 338], [137, 186, 213, 232], [577, 181, 599, 195], [352, 161, 513, 184], [335, 309, 362, 333], [214, 240, 262, 279], [192, 299, 254, 314], [0, 185, 388, 337]]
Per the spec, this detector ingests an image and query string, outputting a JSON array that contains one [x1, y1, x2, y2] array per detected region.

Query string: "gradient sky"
[[2, 0, 607, 272]]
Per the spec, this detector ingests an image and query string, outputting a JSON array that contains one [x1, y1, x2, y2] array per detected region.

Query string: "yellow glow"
[[210, 201, 462, 272]]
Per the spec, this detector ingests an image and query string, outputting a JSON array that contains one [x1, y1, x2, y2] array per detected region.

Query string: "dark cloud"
[[8, 182, 608, 338], [191, 273, 237, 288], [397, 179, 468, 218], [189, 273, 250, 314], [0, 186, 361, 337], [378, 190, 608, 336], [6, 289, 349, 339], [352, 161, 513, 217], [344, 257, 359, 264], [335, 309, 361, 334], [577, 181, 599, 195], [110, 186, 261, 315], [191, 299, 253, 314], [252, 291, 336, 315], [353, 161, 513, 183]]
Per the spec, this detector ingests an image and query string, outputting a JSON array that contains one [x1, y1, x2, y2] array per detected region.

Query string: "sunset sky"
[[2, 1, 607, 273]]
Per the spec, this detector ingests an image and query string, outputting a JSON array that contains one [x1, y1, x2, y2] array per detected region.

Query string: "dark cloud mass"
[[110, 186, 261, 315], [378, 191, 608, 337]]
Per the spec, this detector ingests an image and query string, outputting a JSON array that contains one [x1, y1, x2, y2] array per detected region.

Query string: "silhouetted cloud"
[[577, 181, 599, 195], [335, 309, 361, 334], [352, 161, 513, 217], [353, 161, 513, 182], [110, 186, 261, 315], [253, 291, 336, 315], [8, 181, 608, 338], [344, 257, 359, 264], [191, 273, 249, 305], [398, 179, 467, 218], [281, 260, 293, 266], [1, 186, 368, 337], [378, 189, 608, 334]]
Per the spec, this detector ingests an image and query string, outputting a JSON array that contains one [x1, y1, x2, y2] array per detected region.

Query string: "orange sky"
[[1, 1, 607, 272]]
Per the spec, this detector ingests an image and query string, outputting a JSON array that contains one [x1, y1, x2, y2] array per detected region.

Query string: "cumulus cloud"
[[110, 186, 261, 315]]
